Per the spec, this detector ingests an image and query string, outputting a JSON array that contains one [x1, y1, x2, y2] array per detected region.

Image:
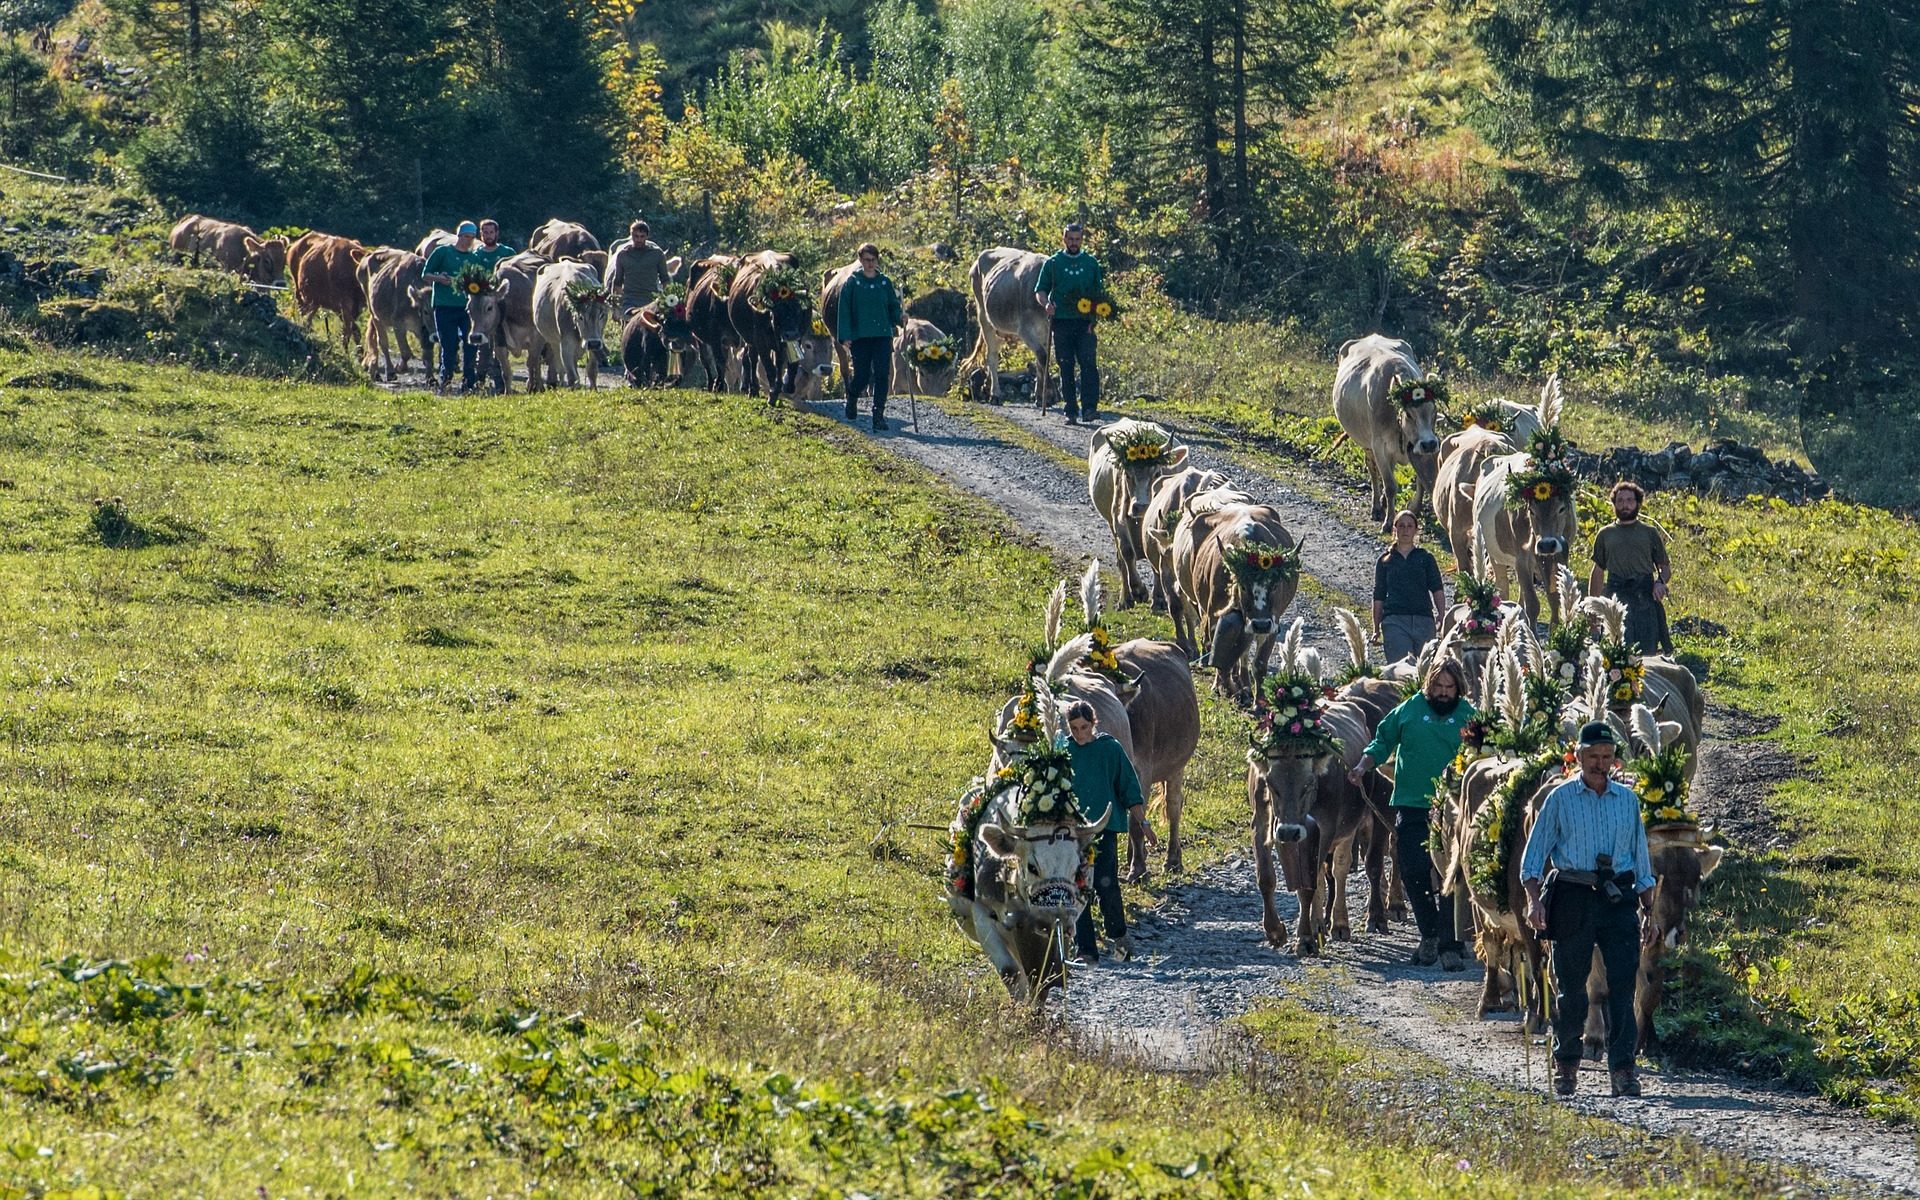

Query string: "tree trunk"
[[1196, 13, 1230, 265]]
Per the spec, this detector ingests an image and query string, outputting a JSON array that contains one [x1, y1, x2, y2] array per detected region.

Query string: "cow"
[[1447, 753, 1557, 1032], [1332, 334, 1441, 530], [357, 248, 432, 382], [1585, 824, 1724, 1059], [1141, 468, 1239, 616], [963, 247, 1052, 410], [1245, 631, 1381, 954], [289, 233, 369, 355], [1171, 500, 1303, 699], [1436, 425, 1519, 576], [168, 215, 288, 285], [906, 286, 969, 352], [531, 260, 611, 389], [685, 256, 740, 394], [892, 318, 958, 399], [1472, 451, 1578, 625], [527, 219, 599, 261], [465, 251, 546, 394], [725, 250, 813, 406], [787, 332, 838, 403], [1088, 419, 1191, 610], [818, 261, 859, 388], [620, 298, 694, 388], [414, 229, 456, 259], [1112, 639, 1201, 880]]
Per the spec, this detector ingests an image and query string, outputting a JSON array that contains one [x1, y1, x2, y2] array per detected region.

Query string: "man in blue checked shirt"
[[1521, 720, 1656, 1099]]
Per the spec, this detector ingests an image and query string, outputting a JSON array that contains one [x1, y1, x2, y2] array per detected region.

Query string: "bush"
[[30, 265, 328, 376]]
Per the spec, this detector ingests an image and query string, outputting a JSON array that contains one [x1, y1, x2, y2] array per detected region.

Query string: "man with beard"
[[1348, 659, 1475, 970], [1033, 222, 1106, 425], [1587, 481, 1673, 653]]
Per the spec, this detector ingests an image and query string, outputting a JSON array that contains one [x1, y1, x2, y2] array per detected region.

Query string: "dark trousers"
[[1052, 320, 1099, 418], [1606, 577, 1669, 655], [1075, 831, 1125, 954], [1394, 806, 1461, 952], [1548, 884, 1642, 1070], [845, 336, 890, 418], [434, 307, 476, 389]]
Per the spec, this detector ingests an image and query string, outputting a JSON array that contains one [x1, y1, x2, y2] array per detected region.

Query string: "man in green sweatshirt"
[[1033, 223, 1105, 425], [1348, 660, 1475, 969], [1061, 700, 1156, 963]]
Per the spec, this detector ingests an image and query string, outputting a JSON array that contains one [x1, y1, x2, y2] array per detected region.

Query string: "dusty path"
[[792, 389, 1920, 1197]]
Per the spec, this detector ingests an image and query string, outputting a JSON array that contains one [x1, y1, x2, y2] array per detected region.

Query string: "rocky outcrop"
[[1566, 438, 1830, 504]]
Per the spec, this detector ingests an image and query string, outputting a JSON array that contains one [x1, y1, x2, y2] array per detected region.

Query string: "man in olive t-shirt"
[[1587, 480, 1672, 653]]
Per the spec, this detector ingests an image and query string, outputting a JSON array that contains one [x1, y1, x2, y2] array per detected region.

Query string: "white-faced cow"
[[963, 247, 1052, 410], [531, 260, 611, 389], [1088, 419, 1190, 609], [357, 248, 432, 382], [1333, 334, 1441, 530], [1435, 377, 1558, 574], [892, 317, 958, 398], [1141, 467, 1239, 616]]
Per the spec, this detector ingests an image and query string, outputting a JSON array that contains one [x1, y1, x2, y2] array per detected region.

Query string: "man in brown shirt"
[[1587, 481, 1672, 653]]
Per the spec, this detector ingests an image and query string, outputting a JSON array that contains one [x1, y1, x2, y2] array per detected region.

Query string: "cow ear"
[[496, 278, 512, 300], [243, 235, 263, 253], [1697, 844, 1724, 879], [1164, 445, 1189, 468], [979, 824, 1018, 857], [665, 255, 683, 278]]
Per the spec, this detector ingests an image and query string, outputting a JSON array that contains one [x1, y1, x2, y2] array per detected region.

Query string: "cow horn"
[[639, 307, 662, 332]]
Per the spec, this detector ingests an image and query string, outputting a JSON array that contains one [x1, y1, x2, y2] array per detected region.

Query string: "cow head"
[[978, 818, 1098, 920], [1247, 742, 1339, 846], [243, 235, 289, 285], [1389, 373, 1442, 458], [1224, 533, 1304, 637], [640, 301, 694, 352], [1513, 477, 1575, 564], [407, 284, 434, 346], [563, 281, 611, 352], [1645, 834, 1724, 953], [467, 279, 510, 347], [1108, 428, 1190, 524]]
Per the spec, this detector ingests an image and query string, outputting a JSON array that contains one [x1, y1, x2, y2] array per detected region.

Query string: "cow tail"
[[960, 263, 988, 376]]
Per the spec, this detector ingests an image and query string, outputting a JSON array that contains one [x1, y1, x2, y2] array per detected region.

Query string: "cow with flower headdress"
[[1170, 498, 1304, 700], [531, 260, 613, 389], [1088, 419, 1191, 609], [1470, 381, 1580, 624], [1435, 377, 1556, 576], [949, 675, 1105, 1005], [726, 251, 815, 406], [1332, 334, 1444, 530]]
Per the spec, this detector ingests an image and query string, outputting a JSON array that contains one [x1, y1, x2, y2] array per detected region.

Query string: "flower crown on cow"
[[454, 263, 496, 296], [1504, 425, 1577, 505], [1389, 374, 1449, 410], [1112, 425, 1173, 464], [1631, 738, 1696, 830], [650, 281, 689, 315], [753, 266, 811, 309], [1222, 539, 1301, 589], [1458, 399, 1510, 433], [564, 280, 611, 311], [1596, 637, 1644, 706], [1009, 740, 1081, 826], [1542, 619, 1588, 686], [908, 336, 958, 369], [1249, 670, 1342, 759], [1455, 572, 1502, 641], [707, 261, 738, 295]]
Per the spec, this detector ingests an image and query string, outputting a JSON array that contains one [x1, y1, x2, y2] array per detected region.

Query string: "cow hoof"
[[1388, 904, 1411, 922], [1367, 917, 1388, 935], [1332, 926, 1352, 943], [1583, 1037, 1606, 1061], [1125, 865, 1148, 885], [1164, 854, 1184, 875], [1291, 940, 1320, 958]]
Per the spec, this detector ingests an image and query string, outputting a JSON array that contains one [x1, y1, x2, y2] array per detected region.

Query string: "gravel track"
[[791, 389, 1920, 1197]]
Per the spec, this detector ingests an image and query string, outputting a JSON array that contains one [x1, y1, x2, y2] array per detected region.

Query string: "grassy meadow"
[[0, 345, 1799, 1196]]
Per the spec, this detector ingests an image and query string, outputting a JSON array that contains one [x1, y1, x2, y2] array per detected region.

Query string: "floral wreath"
[[1081, 621, 1124, 682], [908, 336, 958, 369], [754, 266, 811, 308], [1596, 638, 1644, 706], [1004, 685, 1050, 743], [649, 281, 689, 316], [1455, 572, 1502, 640], [453, 263, 496, 296], [1503, 425, 1577, 506], [1249, 671, 1342, 759], [1542, 621, 1587, 687], [1112, 425, 1172, 464], [811, 317, 829, 336], [1389, 374, 1449, 410], [707, 261, 738, 295], [1630, 740, 1696, 829], [945, 744, 1093, 898], [1469, 749, 1569, 911], [1519, 673, 1571, 737], [1457, 399, 1508, 433], [564, 280, 611, 312], [1223, 540, 1301, 591]]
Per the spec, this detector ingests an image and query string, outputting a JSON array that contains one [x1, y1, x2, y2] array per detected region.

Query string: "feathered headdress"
[[1334, 607, 1377, 682]]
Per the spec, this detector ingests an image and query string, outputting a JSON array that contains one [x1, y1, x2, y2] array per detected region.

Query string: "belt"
[[1607, 575, 1656, 595]]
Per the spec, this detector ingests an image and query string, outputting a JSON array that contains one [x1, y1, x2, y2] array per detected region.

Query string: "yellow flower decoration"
[[812, 318, 827, 336], [1656, 805, 1684, 820], [1485, 421, 1501, 432], [1646, 785, 1664, 801], [1076, 297, 1093, 314], [465, 281, 484, 294], [1095, 301, 1113, 318], [1531, 481, 1555, 501]]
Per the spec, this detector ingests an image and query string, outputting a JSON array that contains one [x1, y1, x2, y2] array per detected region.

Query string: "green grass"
[[0, 344, 1785, 1194]]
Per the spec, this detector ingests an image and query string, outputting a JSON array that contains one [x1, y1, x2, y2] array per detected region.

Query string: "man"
[[421, 220, 481, 393], [1348, 659, 1474, 971], [1521, 721, 1658, 1098], [1372, 509, 1446, 664], [835, 242, 904, 431], [470, 220, 518, 392], [1033, 222, 1105, 425], [1588, 481, 1673, 654], [1060, 700, 1156, 964], [606, 220, 674, 316]]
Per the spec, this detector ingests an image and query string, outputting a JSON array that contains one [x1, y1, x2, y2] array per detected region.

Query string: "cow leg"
[[1524, 934, 1550, 1035], [1033, 338, 1051, 413], [1125, 817, 1148, 884], [1292, 820, 1324, 955], [1249, 629, 1277, 701], [1162, 769, 1186, 874], [1329, 837, 1355, 941], [1386, 827, 1410, 921], [1364, 448, 1387, 526], [1252, 791, 1288, 948], [1515, 552, 1541, 625], [1635, 949, 1662, 1056], [1476, 945, 1506, 1019], [1364, 812, 1390, 934], [1584, 944, 1609, 1060]]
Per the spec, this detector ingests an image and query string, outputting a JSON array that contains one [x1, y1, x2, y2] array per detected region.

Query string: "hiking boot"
[[1554, 1060, 1578, 1096], [1610, 1070, 1642, 1097], [1074, 948, 1099, 966], [1411, 937, 1439, 966], [1439, 947, 1466, 972], [844, 400, 858, 420], [872, 405, 888, 432], [1108, 933, 1136, 961]]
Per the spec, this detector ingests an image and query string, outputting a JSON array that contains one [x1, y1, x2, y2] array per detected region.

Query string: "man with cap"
[[421, 220, 483, 393], [1520, 720, 1657, 1098]]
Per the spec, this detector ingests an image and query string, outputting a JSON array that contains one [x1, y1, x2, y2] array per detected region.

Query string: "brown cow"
[[527, 219, 600, 261], [1449, 753, 1557, 1032], [1171, 499, 1303, 700], [1113, 639, 1201, 880], [290, 233, 369, 354], [685, 256, 740, 394], [725, 250, 812, 406], [1142, 468, 1240, 617], [358, 248, 432, 382], [1088, 419, 1191, 610], [169, 214, 288, 285], [464, 251, 547, 394], [1585, 825, 1724, 1059]]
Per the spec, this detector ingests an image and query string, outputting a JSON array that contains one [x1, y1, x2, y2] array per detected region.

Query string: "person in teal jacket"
[[1348, 659, 1475, 969], [1033, 222, 1105, 424], [1060, 700, 1156, 963], [836, 242, 904, 430]]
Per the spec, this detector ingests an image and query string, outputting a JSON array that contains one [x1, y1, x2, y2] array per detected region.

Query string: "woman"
[[1348, 659, 1474, 969], [834, 242, 904, 431]]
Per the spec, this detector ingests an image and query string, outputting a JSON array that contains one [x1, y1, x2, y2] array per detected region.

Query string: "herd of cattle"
[[167, 213, 972, 402], [950, 351, 1724, 1067]]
